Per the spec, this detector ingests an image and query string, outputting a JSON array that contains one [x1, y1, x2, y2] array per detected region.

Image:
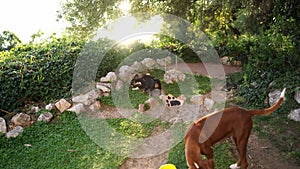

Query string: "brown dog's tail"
[[250, 88, 286, 116]]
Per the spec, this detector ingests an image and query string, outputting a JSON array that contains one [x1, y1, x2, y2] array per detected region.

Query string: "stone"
[[89, 101, 101, 112], [118, 65, 135, 81], [138, 104, 145, 112], [100, 76, 110, 82], [0, 117, 7, 133], [145, 98, 160, 108], [164, 69, 186, 84], [115, 80, 124, 91], [151, 89, 162, 97], [131, 61, 143, 71], [220, 56, 232, 66], [141, 58, 156, 68], [103, 92, 110, 97], [96, 82, 111, 93], [232, 60, 242, 67], [294, 87, 300, 104], [67, 103, 85, 114], [268, 90, 281, 106], [190, 95, 203, 105], [55, 99, 72, 113], [37, 112, 53, 122], [72, 90, 100, 106], [106, 72, 117, 82], [156, 56, 172, 67], [10, 113, 32, 128], [6, 126, 23, 138], [45, 103, 54, 110], [288, 108, 300, 122], [204, 98, 215, 110], [30, 106, 40, 113]]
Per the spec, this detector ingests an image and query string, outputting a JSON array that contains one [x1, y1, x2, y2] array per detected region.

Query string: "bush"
[[0, 37, 84, 112], [0, 36, 147, 112], [237, 31, 299, 110]]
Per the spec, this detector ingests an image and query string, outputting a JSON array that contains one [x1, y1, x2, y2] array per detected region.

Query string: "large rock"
[[10, 113, 32, 128], [37, 112, 53, 123], [145, 98, 160, 108], [55, 98, 72, 113], [106, 72, 117, 82], [89, 101, 101, 112], [268, 90, 281, 106], [131, 61, 143, 71], [118, 65, 135, 81], [157, 56, 172, 67], [0, 117, 7, 133], [100, 72, 117, 82], [164, 69, 186, 84], [96, 82, 111, 93], [72, 90, 100, 106], [294, 87, 300, 104], [6, 126, 23, 138], [115, 80, 124, 91], [190, 95, 214, 110], [141, 58, 156, 68], [204, 97, 215, 110], [288, 108, 300, 122], [67, 103, 85, 114], [45, 103, 54, 110], [30, 106, 40, 113]]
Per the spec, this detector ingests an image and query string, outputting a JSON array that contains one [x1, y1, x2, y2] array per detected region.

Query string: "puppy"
[[130, 73, 161, 95], [184, 88, 286, 169]]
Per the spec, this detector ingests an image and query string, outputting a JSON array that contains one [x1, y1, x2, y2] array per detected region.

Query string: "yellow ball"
[[159, 164, 177, 169]]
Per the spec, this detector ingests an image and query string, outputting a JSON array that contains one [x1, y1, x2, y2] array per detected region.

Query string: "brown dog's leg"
[[235, 131, 251, 169]]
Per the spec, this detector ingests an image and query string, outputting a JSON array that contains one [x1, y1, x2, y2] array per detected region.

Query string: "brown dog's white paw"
[[229, 163, 241, 169]]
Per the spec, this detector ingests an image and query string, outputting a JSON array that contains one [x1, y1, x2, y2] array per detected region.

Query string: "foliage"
[[0, 36, 84, 112], [58, 0, 122, 39], [0, 35, 148, 112], [0, 31, 21, 51]]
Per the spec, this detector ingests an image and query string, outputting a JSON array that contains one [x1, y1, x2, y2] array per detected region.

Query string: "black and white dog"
[[130, 73, 161, 95]]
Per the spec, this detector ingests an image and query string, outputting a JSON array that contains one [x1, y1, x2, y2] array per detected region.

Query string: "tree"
[[58, 0, 122, 39], [0, 31, 21, 51]]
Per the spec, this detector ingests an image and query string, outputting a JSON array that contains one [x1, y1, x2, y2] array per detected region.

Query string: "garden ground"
[[118, 62, 299, 169]]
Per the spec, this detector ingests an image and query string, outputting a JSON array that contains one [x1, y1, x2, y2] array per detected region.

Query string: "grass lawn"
[[0, 71, 237, 169]]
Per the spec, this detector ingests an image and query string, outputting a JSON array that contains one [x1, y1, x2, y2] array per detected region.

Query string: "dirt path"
[[170, 62, 242, 77], [113, 63, 298, 169]]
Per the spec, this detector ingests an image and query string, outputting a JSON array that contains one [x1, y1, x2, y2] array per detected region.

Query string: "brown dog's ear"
[[133, 74, 139, 79]]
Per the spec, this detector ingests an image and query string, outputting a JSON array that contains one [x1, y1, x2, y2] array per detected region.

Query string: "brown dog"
[[184, 88, 286, 169]]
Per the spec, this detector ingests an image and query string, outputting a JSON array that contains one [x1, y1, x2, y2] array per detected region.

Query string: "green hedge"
[[0, 37, 148, 112], [0, 37, 84, 112]]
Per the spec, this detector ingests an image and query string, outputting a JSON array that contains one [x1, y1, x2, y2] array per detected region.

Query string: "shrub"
[[0, 37, 84, 112], [0, 36, 147, 112], [237, 31, 299, 110]]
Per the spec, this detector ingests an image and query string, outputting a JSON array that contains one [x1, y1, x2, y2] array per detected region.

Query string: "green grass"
[[167, 141, 236, 169], [0, 112, 124, 169], [0, 112, 171, 169], [100, 69, 212, 107], [0, 70, 237, 169]]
